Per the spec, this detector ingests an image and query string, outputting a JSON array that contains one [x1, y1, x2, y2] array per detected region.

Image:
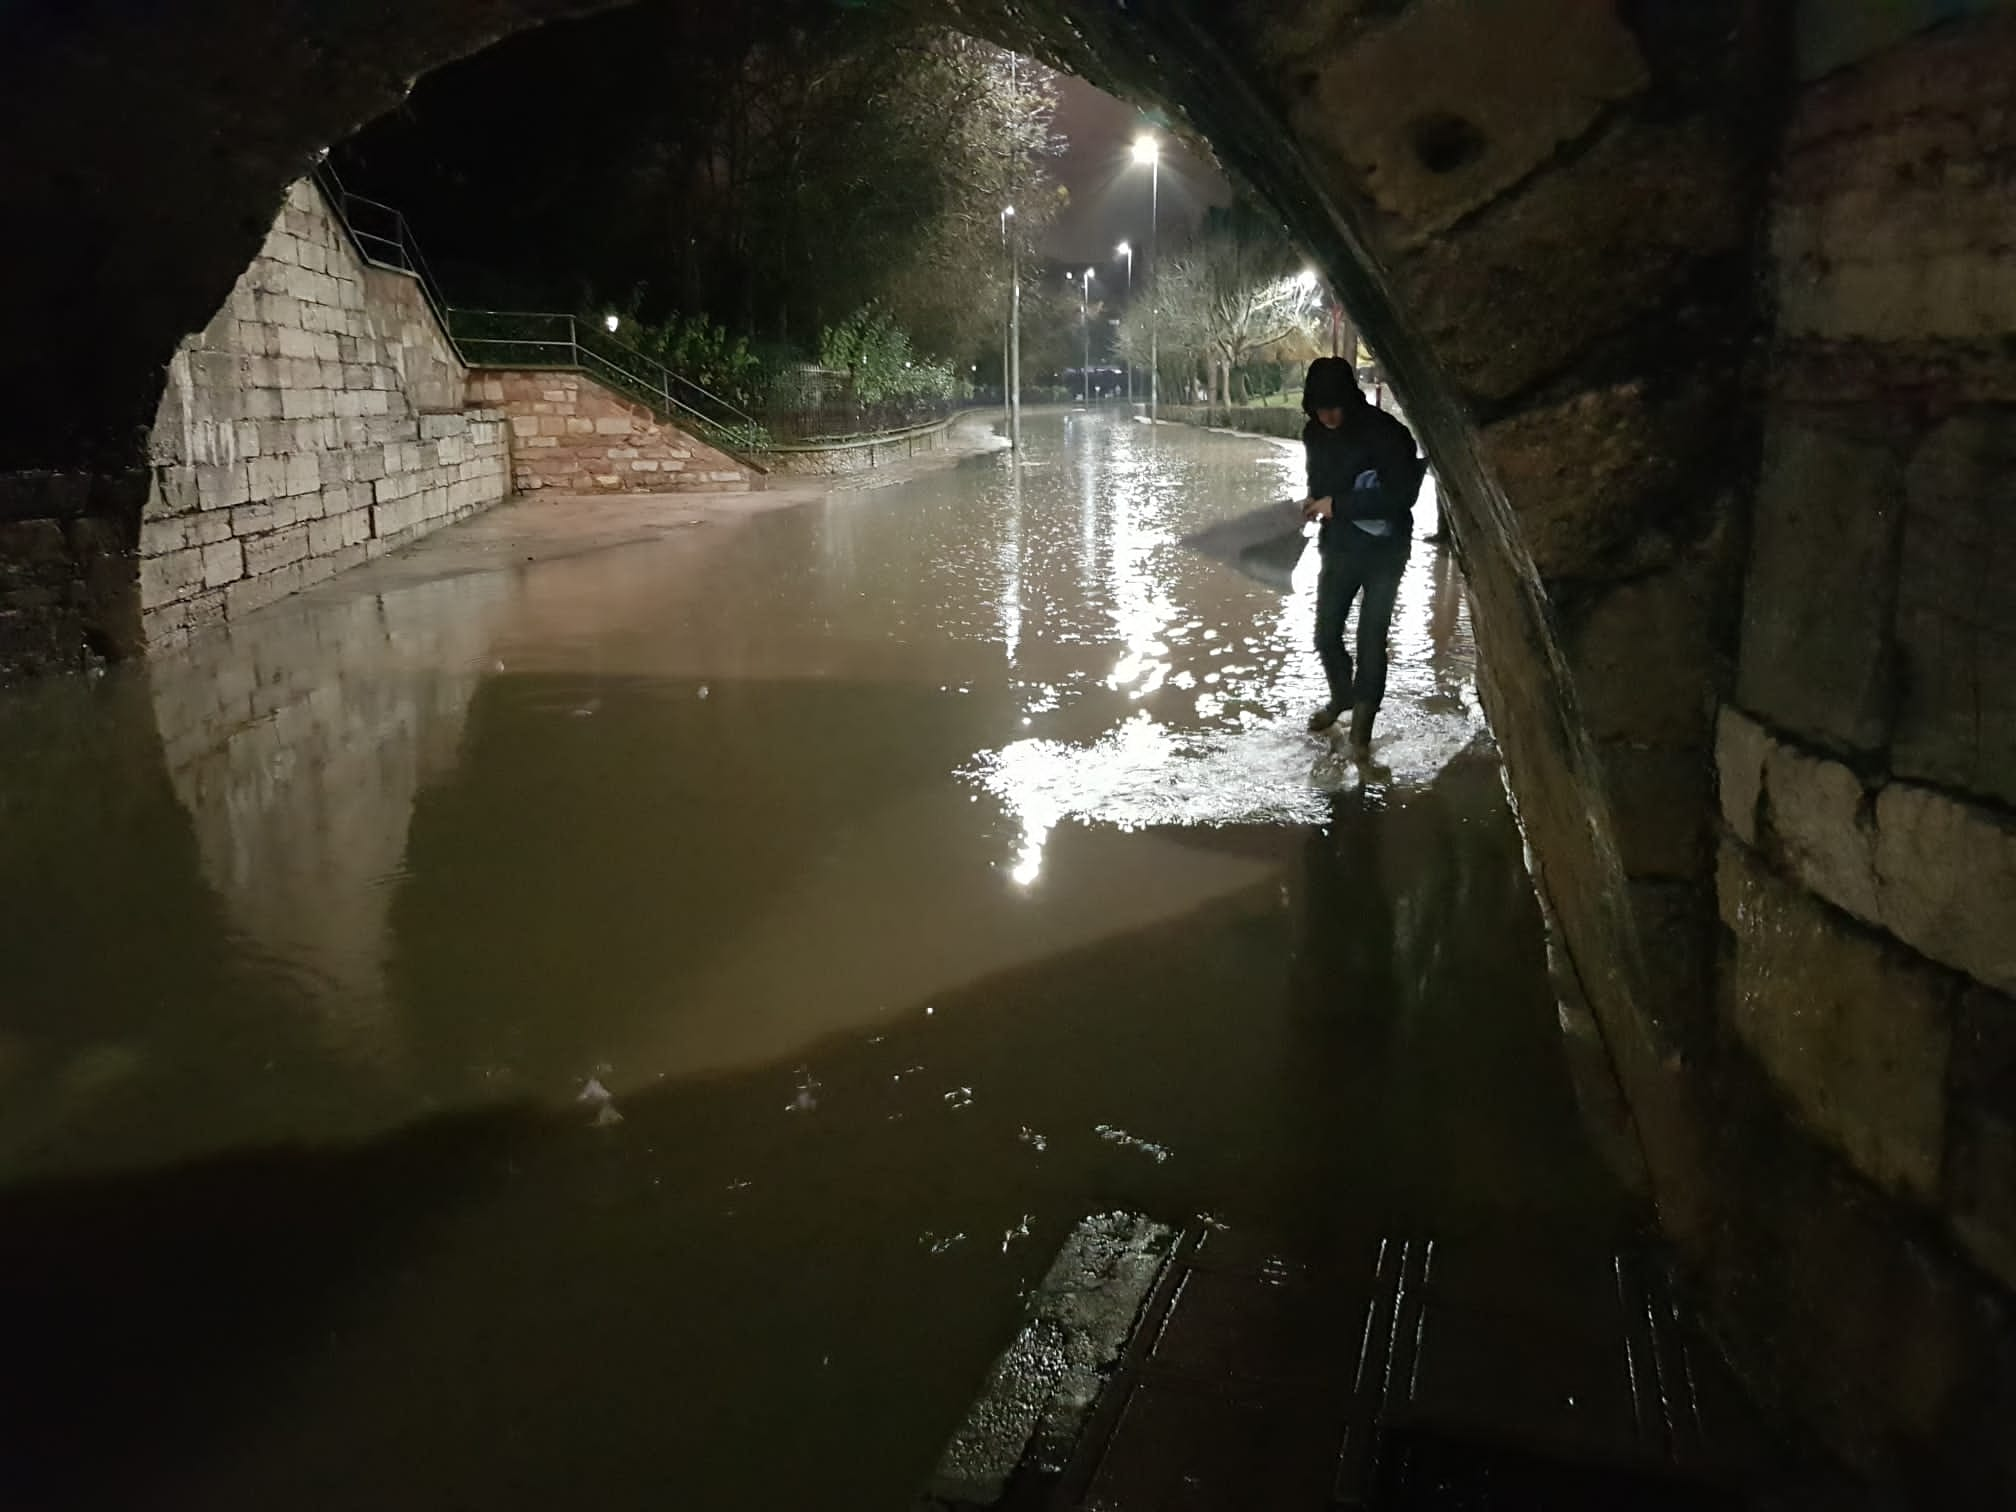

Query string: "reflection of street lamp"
[[1130, 135, 1160, 420], [1116, 241, 1134, 405], [1078, 268, 1095, 404]]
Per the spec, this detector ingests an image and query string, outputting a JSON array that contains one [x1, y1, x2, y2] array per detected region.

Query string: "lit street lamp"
[[1116, 241, 1134, 405], [1130, 134, 1160, 420]]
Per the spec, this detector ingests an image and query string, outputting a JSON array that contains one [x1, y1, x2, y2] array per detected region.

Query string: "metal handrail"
[[303, 170, 939, 457], [309, 160, 456, 340], [446, 309, 766, 447], [444, 308, 758, 424]]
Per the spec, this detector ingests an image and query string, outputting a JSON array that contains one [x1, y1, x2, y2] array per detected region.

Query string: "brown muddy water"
[[0, 411, 1653, 1508]]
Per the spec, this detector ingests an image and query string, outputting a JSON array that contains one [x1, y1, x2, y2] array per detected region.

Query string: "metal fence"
[[757, 398, 957, 446], [445, 309, 768, 454], [311, 160, 454, 337], [310, 168, 957, 457], [448, 311, 958, 450]]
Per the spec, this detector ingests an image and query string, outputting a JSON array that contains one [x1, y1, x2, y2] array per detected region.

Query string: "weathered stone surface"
[[477, 368, 754, 496], [1733, 714, 2016, 997], [1715, 704, 1770, 846], [929, 1212, 1175, 1505], [1776, 18, 2016, 344], [1600, 742, 1712, 882], [1759, 735, 1880, 922], [1561, 542, 1723, 747], [1735, 416, 1904, 756], [1292, 0, 1646, 234], [136, 176, 510, 645], [1719, 840, 1952, 1202], [1947, 985, 2016, 1290], [1893, 410, 2016, 807], [1477, 378, 1727, 583], [1388, 112, 1748, 404], [1873, 784, 2016, 998], [1625, 877, 1713, 1042], [1794, 0, 2016, 83]]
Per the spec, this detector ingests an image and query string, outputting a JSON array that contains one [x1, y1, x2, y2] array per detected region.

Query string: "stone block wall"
[[470, 371, 755, 495], [1716, 15, 2016, 1292], [139, 179, 510, 650]]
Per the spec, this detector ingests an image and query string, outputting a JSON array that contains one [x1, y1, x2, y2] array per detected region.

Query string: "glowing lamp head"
[[1116, 241, 1131, 258], [1130, 136, 1159, 166], [603, 313, 620, 332]]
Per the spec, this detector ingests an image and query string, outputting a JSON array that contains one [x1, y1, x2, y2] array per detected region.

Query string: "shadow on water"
[[0, 733, 1639, 1509], [0, 1105, 545, 1509]]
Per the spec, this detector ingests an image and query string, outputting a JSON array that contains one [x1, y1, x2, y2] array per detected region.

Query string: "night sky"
[[1042, 73, 1232, 272]]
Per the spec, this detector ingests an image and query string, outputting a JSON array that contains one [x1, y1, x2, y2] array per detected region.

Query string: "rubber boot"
[[1349, 702, 1376, 750], [1308, 701, 1346, 734]]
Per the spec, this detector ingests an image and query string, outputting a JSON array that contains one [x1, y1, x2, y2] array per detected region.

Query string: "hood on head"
[[1301, 356, 1360, 417]]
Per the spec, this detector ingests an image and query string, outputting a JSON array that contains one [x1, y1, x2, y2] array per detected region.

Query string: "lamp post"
[[1000, 205, 1017, 443], [1131, 135, 1160, 421], [1116, 241, 1133, 406]]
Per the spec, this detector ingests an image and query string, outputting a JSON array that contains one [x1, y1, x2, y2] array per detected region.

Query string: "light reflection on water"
[[0, 408, 1621, 1512], [1, 411, 1490, 1163], [965, 416, 1483, 886]]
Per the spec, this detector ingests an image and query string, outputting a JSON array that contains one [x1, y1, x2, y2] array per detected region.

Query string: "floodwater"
[[0, 411, 1646, 1508]]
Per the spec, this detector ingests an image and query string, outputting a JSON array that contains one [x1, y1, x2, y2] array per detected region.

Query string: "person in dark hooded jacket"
[[1299, 356, 1424, 747]]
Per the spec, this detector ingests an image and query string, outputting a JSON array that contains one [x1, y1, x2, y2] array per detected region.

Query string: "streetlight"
[[604, 312, 620, 333], [1130, 134, 1160, 421], [1116, 241, 1134, 405]]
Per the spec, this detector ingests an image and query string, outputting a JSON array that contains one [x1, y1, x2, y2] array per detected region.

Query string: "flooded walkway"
[[3, 411, 1682, 1507]]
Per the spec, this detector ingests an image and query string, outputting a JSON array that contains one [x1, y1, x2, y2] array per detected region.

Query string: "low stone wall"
[[140, 179, 509, 651], [470, 371, 756, 495], [1155, 403, 1303, 441], [747, 416, 958, 477]]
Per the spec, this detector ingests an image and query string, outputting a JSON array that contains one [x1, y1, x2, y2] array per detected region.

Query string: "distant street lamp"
[[1116, 241, 1134, 405], [1130, 135, 1161, 420], [604, 313, 620, 333]]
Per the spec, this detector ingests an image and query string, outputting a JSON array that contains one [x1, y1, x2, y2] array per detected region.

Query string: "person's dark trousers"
[[1313, 528, 1410, 711]]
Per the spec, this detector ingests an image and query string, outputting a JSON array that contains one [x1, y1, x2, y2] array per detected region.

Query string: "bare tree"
[[1138, 203, 1322, 406]]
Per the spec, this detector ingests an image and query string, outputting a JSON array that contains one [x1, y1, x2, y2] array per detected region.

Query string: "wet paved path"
[[2, 411, 1664, 1508]]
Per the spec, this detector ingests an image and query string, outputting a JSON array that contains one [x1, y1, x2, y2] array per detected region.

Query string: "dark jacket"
[[1304, 401, 1422, 551]]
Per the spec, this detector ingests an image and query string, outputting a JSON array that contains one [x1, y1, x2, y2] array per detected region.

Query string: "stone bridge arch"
[[2, 1, 2012, 1494]]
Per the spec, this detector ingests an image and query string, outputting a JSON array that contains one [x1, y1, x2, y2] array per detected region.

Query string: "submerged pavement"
[[0, 411, 1781, 1507]]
